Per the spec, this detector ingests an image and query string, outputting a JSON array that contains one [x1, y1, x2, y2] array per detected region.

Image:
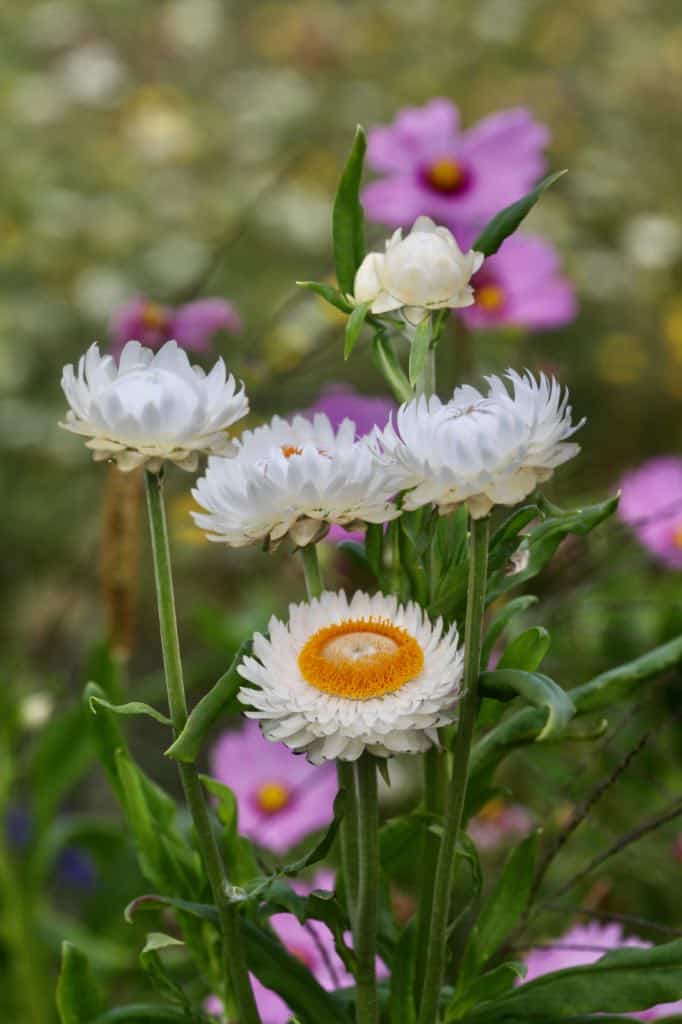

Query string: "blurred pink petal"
[[109, 294, 241, 359], [170, 298, 242, 352], [618, 457, 682, 569]]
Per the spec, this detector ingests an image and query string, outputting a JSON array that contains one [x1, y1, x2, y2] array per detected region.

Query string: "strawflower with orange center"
[[237, 590, 463, 764]]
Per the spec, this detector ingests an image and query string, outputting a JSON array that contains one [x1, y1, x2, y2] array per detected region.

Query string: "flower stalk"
[[417, 514, 490, 1024], [354, 752, 380, 1024], [144, 471, 261, 1024]]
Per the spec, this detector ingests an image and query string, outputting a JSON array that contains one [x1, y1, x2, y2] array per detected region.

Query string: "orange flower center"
[[427, 158, 464, 193], [142, 301, 169, 330], [256, 781, 291, 814], [477, 797, 505, 823], [476, 284, 505, 312], [281, 444, 303, 458], [298, 618, 424, 700], [673, 525, 682, 549]]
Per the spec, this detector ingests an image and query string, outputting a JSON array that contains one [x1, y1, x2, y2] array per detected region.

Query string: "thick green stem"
[[301, 542, 323, 599], [417, 515, 490, 1024], [144, 472, 260, 1024], [353, 754, 379, 1024], [414, 746, 447, 1009], [337, 760, 359, 926], [414, 344, 436, 399]]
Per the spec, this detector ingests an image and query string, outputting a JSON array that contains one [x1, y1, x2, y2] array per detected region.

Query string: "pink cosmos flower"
[[458, 235, 577, 331], [522, 921, 682, 1020], [618, 457, 682, 569], [109, 295, 241, 358], [210, 719, 338, 854], [468, 798, 534, 851], [362, 98, 548, 235], [305, 386, 396, 545], [206, 871, 388, 1024]]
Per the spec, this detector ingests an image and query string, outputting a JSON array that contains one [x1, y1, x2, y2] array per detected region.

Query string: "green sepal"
[[472, 170, 567, 257], [333, 124, 367, 294], [56, 942, 104, 1024]]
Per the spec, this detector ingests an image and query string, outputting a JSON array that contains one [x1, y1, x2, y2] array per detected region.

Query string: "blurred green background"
[[1, 0, 682, 1019]]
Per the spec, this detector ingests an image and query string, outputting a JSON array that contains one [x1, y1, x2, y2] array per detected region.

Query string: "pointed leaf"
[[333, 125, 367, 294], [408, 315, 432, 386], [447, 961, 527, 1020], [478, 669, 575, 740], [56, 942, 104, 1024], [139, 933, 188, 1008], [497, 627, 551, 674], [89, 696, 172, 727], [481, 596, 539, 669], [472, 170, 567, 257], [282, 788, 346, 875], [344, 300, 372, 359], [296, 280, 353, 313]]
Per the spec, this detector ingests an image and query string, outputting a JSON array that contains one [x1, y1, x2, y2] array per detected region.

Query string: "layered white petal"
[[237, 590, 464, 763], [353, 216, 483, 321], [191, 412, 398, 548], [59, 340, 248, 471], [377, 370, 584, 517]]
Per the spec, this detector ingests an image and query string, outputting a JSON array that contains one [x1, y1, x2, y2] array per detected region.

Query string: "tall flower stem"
[[417, 514, 490, 1024], [299, 544, 361, 928], [354, 752, 379, 1024], [414, 745, 446, 1007], [144, 471, 260, 1024]]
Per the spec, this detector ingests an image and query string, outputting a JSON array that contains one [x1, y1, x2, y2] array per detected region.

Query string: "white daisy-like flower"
[[377, 370, 584, 518], [237, 590, 463, 763], [191, 413, 399, 549], [353, 216, 483, 325], [60, 339, 248, 472]]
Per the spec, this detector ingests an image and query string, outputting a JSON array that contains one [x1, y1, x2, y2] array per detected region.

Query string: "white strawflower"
[[377, 370, 583, 519], [191, 413, 398, 548], [353, 215, 483, 325], [60, 340, 248, 472], [238, 590, 463, 763]]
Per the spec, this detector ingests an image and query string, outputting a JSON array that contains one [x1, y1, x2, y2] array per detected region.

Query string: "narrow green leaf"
[[344, 300, 372, 359], [89, 696, 172, 727], [84, 682, 127, 803], [408, 315, 432, 386], [139, 933, 188, 1008], [371, 332, 413, 403], [478, 669, 575, 741], [462, 831, 538, 980], [333, 124, 367, 294], [472, 170, 567, 257], [200, 774, 259, 884], [365, 522, 384, 578], [56, 942, 104, 1024], [447, 961, 526, 1020], [282, 788, 346, 875], [125, 893, 219, 926], [464, 937, 682, 1022], [481, 596, 539, 669], [497, 627, 551, 674], [166, 638, 252, 763], [296, 279, 353, 313]]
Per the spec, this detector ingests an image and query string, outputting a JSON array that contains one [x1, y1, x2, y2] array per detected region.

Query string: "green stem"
[[353, 753, 379, 1024], [301, 542, 323, 599], [144, 472, 260, 1024], [414, 344, 436, 399], [337, 760, 359, 926], [0, 837, 50, 1023], [414, 746, 447, 1010], [417, 515, 490, 1024]]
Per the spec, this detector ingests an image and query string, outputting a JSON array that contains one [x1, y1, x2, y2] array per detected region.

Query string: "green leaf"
[[463, 938, 682, 1022], [497, 627, 551, 673], [333, 124, 367, 294], [56, 942, 104, 1024], [389, 921, 417, 1024], [89, 696, 172, 727], [84, 682, 127, 803], [472, 170, 567, 257], [344, 300, 372, 359], [408, 315, 432, 386], [282, 788, 346, 875], [380, 810, 435, 880], [478, 669, 575, 741], [461, 831, 538, 981], [125, 893, 219, 925], [166, 638, 252, 763], [296, 280, 353, 313], [139, 933, 189, 1008], [447, 962, 527, 1020], [365, 522, 385, 579], [200, 774, 258, 885], [481, 596, 539, 669], [371, 332, 413, 403]]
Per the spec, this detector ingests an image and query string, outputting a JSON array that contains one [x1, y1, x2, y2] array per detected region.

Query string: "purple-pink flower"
[[206, 871, 388, 1024], [521, 921, 682, 1020], [305, 386, 396, 545], [618, 457, 682, 569], [458, 235, 577, 331], [468, 798, 534, 852], [210, 719, 338, 854], [109, 295, 241, 359], [362, 98, 548, 235]]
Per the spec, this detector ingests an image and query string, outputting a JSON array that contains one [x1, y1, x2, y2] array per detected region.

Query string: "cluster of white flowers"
[[58, 216, 583, 763]]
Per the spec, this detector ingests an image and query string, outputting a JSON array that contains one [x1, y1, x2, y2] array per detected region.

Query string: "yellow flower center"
[[281, 444, 303, 458], [476, 284, 505, 311], [142, 301, 169, 330], [673, 525, 682, 548], [427, 158, 464, 193], [256, 781, 291, 814], [298, 618, 424, 700]]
